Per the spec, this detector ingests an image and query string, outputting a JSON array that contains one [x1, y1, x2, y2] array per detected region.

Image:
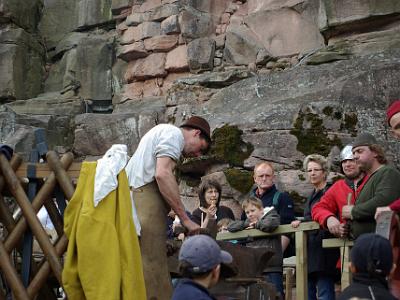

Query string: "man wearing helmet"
[[312, 145, 368, 238]]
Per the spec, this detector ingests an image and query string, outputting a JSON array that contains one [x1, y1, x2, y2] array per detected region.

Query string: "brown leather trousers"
[[132, 181, 172, 300]]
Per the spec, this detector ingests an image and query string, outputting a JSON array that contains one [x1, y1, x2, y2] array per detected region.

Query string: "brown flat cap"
[[180, 116, 211, 142]]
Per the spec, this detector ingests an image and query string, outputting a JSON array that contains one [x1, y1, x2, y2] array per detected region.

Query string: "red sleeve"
[[311, 187, 338, 228], [389, 198, 400, 212]]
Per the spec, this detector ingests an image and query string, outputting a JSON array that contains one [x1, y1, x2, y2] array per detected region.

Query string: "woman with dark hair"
[[191, 179, 235, 229]]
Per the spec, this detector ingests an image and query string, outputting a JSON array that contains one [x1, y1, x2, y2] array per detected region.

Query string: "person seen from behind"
[[337, 233, 396, 300], [172, 234, 232, 300]]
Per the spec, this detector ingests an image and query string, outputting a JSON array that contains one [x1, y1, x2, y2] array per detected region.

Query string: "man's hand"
[[375, 206, 392, 220], [342, 205, 354, 220], [326, 216, 348, 238], [181, 218, 201, 236]]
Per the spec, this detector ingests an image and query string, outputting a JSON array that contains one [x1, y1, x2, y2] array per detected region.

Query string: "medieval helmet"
[[340, 145, 353, 162]]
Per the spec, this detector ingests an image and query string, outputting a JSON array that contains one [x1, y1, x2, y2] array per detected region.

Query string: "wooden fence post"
[[295, 230, 307, 300]]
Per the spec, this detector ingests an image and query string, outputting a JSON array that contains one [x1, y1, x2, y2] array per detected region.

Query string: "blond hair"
[[242, 196, 263, 211]]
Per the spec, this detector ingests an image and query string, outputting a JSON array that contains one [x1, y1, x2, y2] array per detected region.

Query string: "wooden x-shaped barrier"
[[0, 151, 79, 300]]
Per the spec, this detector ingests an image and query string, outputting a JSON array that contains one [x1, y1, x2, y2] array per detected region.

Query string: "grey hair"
[[303, 154, 329, 175]]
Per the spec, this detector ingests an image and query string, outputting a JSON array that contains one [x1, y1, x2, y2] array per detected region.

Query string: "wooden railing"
[[217, 221, 320, 300], [0, 152, 76, 299], [322, 238, 354, 290]]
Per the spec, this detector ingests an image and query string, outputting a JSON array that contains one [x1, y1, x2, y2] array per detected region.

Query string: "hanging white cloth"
[[94, 144, 141, 235], [94, 144, 128, 206]]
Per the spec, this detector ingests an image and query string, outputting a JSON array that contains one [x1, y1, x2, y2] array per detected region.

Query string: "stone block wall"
[[1, 0, 400, 213]]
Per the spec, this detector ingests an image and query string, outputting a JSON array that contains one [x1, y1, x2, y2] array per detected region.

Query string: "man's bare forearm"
[[155, 157, 190, 223]]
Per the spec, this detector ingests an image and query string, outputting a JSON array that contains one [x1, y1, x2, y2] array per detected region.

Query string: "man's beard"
[[345, 170, 362, 180], [357, 160, 373, 173]]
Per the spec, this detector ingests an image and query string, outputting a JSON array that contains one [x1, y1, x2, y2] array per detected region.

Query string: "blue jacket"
[[172, 279, 215, 300], [243, 185, 295, 225]]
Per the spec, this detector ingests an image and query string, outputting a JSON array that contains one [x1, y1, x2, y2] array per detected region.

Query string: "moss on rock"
[[322, 106, 333, 116], [210, 124, 254, 167], [334, 111, 342, 120], [224, 168, 254, 194], [341, 112, 358, 135], [290, 110, 343, 157]]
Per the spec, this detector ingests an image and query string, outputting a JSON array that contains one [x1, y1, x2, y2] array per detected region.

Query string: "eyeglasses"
[[306, 168, 324, 173]]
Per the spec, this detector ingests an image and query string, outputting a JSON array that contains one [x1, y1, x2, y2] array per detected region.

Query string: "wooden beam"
[[217, 222, 320, 241], [217, 222, 320, 300], [3, 153, 74, 254], [340, 246, 352, 290], [322, 238, 353, 248], [0, 154, 63, 284], [15, 162, 82, 179], [0, 241, 30, 300], [295, 230, 307, 300], [323, 238, 354, 290]]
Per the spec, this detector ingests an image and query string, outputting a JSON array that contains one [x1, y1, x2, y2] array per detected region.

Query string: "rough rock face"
[[244, 8, 325, 57], [0, 92, 83, 156], [0, 0, 43, 32], [319, 0, 400, 35], [0, 27, 45, 100], [38, 0, 79, 50], [44, 31, 114, 111], [2, 0, 400, 214], [74, 97, 166, 156]]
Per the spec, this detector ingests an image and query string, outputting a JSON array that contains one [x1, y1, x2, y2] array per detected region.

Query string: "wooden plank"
[[284, 267, 294, 300], [295, 230, 307, 300], [323, 238, 354, 291], [217, 222, 320, 241], [322, 238, 354, 248], [340, 246, 352, 290], [15, 162, 82, 179]]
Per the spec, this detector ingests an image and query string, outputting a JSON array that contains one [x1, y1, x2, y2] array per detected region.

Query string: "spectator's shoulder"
[[279, 191, 292, 201], [383, 164, 400, 175]]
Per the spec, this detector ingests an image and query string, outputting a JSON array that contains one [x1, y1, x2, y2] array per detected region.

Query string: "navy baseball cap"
[[179, 234, 232, 273], [351, 233, 393, 276]]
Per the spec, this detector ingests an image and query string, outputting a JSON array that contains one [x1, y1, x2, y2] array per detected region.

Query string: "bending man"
[[125, 116, 211, 300]]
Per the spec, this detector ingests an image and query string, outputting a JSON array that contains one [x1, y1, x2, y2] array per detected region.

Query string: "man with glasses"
[[125, 116, 211, 300], [341, 133, 400, 238]]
